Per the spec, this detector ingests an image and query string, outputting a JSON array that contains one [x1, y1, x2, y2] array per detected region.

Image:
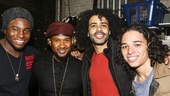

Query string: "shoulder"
[[69, 55, 82, 65], [154, 63, 170, 77], [23, 46, 40, 55], [35, 53, 52, 61], [32, 53, 53, 68], [70, 55, 82, 62]]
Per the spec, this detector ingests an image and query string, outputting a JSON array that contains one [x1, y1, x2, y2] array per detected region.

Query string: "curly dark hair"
[[116, 23, 170, 77], [75, 8, 126, 49]]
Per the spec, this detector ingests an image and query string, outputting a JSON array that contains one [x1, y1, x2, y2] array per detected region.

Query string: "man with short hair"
[[0, 7, 40, 96], [29, 21, 82, 96]]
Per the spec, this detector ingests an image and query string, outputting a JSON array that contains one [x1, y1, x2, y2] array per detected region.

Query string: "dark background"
[[0, 0, 56, 52]]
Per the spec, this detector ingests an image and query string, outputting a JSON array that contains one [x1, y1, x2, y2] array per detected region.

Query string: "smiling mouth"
[[128, 57, 138, 62], [95, 32, 105, 39], [15, 40, 25, 45], [59, 49, 67, 54]]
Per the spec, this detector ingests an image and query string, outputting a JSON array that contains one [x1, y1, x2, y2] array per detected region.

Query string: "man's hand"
[[71, 50, 84, 60]]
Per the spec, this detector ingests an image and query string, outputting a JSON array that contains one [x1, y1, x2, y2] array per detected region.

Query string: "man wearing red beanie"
[[29, 21, 82, 96]]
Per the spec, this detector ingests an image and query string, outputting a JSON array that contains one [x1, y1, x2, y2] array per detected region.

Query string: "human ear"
[[47, 38, 51, 46], [87, 33, 89, 37], [109, 30, 111, 35], [4, 30, 7, 34]]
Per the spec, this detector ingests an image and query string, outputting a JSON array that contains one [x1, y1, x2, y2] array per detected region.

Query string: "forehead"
[[122, 30, 146, 42], [89, 15, 108, 24], [51, 34, 71, 39]]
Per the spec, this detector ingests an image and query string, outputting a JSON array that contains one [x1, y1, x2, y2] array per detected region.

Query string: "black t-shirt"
[[0, 45, 40, 96], [30, 53, 83, 96]]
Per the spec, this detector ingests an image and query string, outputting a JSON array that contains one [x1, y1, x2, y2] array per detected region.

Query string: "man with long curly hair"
[[75, 8, 132, 96], [117, 23, 170, 96]]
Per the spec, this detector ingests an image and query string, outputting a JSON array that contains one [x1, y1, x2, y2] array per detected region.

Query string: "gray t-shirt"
[[133, 69, 154, 96]]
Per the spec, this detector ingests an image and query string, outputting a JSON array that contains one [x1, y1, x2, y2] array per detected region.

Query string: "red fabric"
[[45, 21, 74, 38], [89, 52, 119, 96]]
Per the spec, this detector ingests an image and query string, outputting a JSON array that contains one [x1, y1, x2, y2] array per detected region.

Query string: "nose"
[[59, 41, 65, 48], [96, 25, 102, 31], [17, 31, 24, 38], [128, 46, 135, 55]]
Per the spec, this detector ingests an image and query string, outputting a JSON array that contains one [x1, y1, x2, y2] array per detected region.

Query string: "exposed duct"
[[97, 0, 127, 17]]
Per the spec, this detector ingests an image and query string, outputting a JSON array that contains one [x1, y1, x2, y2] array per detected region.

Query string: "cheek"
[[66, 43, 72, 48], [51, 43, 59, 49], [121, 49, 126, 55], [88, 28, 95, 34], [121, 50, 127, 58], [139, 48, 148, 54], [7, 31, 15, 36], [25, 34, 31, 39], [140, 50, 149, 58]]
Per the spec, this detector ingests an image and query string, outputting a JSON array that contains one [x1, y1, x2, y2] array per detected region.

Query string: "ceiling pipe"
[[93, 0, 98, 10]]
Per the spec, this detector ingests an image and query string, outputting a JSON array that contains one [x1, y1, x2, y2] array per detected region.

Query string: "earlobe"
[[87, 33, 89, 37], [4, 30, 7, 34], [72, 37, 76, 46], [47, 39, 51, 46], [72, 38, 74, 45]]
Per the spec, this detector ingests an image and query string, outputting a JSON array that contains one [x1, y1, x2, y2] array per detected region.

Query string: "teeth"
[[15, 40, 24, 43], [15, 40, 24, 45], [128, 57, 137, 62], [128, 57, 137, 60], [96, 34, 103, 38], [94, 32, 105, 39], [59, 49, 66, 54]]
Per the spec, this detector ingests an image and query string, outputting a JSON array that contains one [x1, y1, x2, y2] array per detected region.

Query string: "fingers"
[[71, 50, 83, 60], [164, 55, 170, 69], [167, 56, 170, 68]]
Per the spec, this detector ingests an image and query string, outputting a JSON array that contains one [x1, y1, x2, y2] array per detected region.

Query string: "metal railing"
[[98, 0, 127, 17]]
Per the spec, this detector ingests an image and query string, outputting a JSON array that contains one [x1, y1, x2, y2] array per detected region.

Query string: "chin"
[[59, 54, 67, 57]]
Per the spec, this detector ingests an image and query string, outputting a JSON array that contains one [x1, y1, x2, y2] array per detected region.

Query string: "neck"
[[93, 42, 108, 54], [53, 55, 69, 62], [136, 59, 153, 82], [1, 38, 21, 58]]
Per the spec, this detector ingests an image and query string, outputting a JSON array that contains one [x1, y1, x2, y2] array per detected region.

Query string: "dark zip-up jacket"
[[82, 38, 132, 96]]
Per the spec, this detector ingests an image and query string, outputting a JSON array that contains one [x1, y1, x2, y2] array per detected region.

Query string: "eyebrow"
[[121, 40, 143, 45], [89, 22, 108, 26], [11, 26, 18, 28]]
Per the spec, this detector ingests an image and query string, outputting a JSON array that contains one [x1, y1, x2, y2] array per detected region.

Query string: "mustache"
[[94, 31, 106, 35]]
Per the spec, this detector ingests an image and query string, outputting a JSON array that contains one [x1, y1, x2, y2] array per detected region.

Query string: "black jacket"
[[82, 38, 132, 96]]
